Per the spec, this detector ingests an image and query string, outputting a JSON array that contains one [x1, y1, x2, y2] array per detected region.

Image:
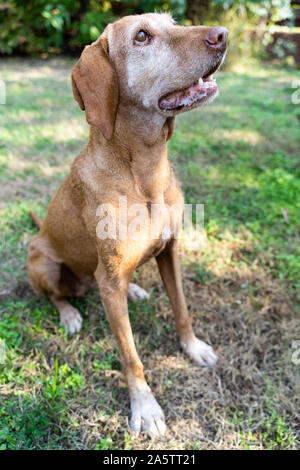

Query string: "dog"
[[27, 12, 228, 436]]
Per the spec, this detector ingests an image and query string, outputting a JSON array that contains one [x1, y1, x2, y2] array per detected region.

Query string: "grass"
[[0, 57, 299, 450]]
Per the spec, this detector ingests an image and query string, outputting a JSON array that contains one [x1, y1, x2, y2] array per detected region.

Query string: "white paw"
[[128, 283, 150, 301], [60, 306, 83, 334], [130, 390, 166, 437], [181, 337, 218, 367]]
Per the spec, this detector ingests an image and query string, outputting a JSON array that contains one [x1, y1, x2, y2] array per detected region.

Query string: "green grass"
[[0, 58, 299, 450], [169, 65, 300, 297]]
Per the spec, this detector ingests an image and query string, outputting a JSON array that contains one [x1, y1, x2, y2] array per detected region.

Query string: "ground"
[[0, 57, 299, 450]]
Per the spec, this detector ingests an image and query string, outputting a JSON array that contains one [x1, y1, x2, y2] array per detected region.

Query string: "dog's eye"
[[134, 30, 149, 44]]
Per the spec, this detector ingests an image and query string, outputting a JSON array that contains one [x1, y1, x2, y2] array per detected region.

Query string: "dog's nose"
[[205, 26, 228, 51]]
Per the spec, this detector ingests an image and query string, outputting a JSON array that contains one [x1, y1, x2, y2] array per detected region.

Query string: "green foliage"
[[0, 397, 54, 450], [202, 1, 294, 67], [0, 0, 186, 55], [185, 0, 293, 25], [0, 0, 295, 58], [0, 0, 115, 54], [41, 359, 85, 406], [94, 435, 114, 450], [0, 311, 22, 349]]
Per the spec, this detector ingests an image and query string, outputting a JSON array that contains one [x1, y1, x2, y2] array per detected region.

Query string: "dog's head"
[[71, 13, 228, 140]]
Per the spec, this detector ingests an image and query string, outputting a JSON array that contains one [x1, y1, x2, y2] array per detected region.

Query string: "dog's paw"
[[181, 337, 218, 367], [60, 306, 83, 334], [130, 391, 166, 437], [128, 283, 150, 301]]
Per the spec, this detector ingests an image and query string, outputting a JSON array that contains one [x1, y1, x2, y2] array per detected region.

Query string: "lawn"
[[0, 57, 299, 450]]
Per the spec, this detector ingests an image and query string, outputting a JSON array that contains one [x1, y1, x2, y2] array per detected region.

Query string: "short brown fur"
[[27, 13, 227, 436]]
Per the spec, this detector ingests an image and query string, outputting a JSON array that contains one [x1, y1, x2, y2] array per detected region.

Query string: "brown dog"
[[27, 13, 227, 436]]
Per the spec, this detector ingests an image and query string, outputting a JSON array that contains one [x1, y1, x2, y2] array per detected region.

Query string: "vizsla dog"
[[27, 13, 228, 436]]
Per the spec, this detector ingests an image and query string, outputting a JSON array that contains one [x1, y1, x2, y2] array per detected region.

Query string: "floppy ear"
[[71, 36, 118, 140]]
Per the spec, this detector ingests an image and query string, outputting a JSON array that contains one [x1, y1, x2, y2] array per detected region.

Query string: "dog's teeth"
[[198, 77, 203, 85]]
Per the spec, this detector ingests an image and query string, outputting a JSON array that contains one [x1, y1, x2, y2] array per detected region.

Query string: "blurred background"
[[0, 0, 300, 67]]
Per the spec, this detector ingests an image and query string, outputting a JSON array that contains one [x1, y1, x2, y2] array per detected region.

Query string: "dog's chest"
[[92, 167, 184, 268], [135, 198, 184, 264]]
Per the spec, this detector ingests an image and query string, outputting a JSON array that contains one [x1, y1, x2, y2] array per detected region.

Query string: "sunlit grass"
[[0, 58, 299, 450]]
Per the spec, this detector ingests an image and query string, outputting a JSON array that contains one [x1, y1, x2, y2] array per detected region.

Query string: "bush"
[[0, 1, 114, 54], [0, 0, 186, 55], [0, 0, 295, 61]]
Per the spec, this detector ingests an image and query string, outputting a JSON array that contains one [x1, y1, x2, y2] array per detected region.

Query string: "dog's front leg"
[[156, 240, 218, 367], [94, 266, 166, 437]]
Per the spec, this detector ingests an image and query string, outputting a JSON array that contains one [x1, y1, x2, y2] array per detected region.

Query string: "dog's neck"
[[89, 103, 173, 203]]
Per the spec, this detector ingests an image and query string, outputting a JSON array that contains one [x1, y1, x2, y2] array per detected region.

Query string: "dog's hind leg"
[[49, 295, 82, 334], [28, 243, 83, 334], [128, 283, 149, 301]]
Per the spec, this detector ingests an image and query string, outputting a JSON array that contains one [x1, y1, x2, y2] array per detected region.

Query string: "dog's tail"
[[29, 211, 43, 230]]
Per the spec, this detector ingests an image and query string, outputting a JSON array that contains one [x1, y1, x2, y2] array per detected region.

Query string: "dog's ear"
[[71, 36, 118, 140]]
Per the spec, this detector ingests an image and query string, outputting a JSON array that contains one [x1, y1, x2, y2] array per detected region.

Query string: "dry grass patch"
[[0, 58, 299, 450]]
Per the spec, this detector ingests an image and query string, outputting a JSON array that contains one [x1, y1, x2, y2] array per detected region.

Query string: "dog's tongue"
[[159, 77, 217, 110]]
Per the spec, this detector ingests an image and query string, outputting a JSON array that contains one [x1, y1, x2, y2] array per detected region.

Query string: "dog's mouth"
[[158, 74, 218, 113]]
